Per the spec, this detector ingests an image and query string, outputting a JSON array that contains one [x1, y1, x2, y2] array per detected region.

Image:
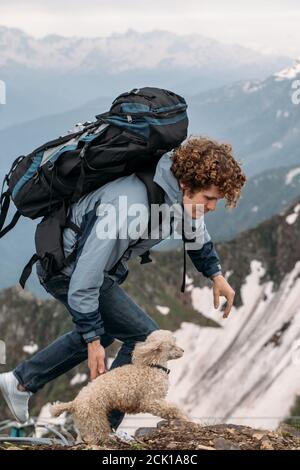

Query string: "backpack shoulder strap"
[[135, 165, 165, 206], [135, 164, 165, 236]]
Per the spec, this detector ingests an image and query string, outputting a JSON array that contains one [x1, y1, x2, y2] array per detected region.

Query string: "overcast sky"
[[1, 0, 300, 57]]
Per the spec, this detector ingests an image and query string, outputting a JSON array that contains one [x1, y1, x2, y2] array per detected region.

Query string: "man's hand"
[[87, 339, 107, 380], [212, 275, 235, 319]]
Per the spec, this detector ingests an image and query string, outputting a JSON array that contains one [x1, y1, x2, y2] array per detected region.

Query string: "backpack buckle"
[[33, 170, 40, 183]]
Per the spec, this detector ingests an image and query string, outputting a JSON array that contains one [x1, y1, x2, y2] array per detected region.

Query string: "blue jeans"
[[14, 272, 159, 430]]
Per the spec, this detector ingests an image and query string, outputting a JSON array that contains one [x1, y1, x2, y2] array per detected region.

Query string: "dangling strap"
[[0, 206, 21, 239], [0, 174, 9, 202], [19, 254, 39, 289], [0, 156, 25, 236], [0, 191, 11, 232], [180, 205, 186, 293], [181, 239, 186, 293]]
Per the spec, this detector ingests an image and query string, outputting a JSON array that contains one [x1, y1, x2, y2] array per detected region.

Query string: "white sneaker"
[[0, 372, 32, 423]]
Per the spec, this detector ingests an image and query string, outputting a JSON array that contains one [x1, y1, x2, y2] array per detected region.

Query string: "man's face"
[[180, 183, 223, 219]]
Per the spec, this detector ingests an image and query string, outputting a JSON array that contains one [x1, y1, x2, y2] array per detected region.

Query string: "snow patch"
[[70, 373, 88, 386], [35, 403, 67, 439], [274, 60, 300, 81], [285, 167, 300, 185], [225, 270, 233, 281], [285, 204, 300, 225], [156, 305, 170, 315], [23, 343, 38, 354]]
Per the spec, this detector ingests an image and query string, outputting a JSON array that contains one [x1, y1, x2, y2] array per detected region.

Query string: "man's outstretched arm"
[[187, 229, 235, 318]]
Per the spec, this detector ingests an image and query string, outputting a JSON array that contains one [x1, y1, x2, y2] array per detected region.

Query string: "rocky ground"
[[1, 421, 300, 451]]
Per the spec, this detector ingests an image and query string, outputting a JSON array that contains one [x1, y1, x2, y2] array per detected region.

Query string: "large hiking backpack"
[[0, 87, 188, 287]]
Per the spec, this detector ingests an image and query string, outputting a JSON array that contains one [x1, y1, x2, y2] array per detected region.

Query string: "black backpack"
[[0, 87, 188, 287]]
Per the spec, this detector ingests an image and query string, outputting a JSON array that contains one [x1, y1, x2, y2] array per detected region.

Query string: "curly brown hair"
[[171, 136, 246, 208]]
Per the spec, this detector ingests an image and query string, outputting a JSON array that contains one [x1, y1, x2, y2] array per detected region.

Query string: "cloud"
[[2, 0, 300, 19]]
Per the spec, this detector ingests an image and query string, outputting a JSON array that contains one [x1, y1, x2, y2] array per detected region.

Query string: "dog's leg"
[[74, 410, 111, 446], [141, 399, 190, 422]]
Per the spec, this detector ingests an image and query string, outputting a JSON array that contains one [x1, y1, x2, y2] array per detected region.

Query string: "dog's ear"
[[145, 336, 166, 353], [132, 337, 165, 365], [135, 340, 163, 355], [146, 331, 173, 351]]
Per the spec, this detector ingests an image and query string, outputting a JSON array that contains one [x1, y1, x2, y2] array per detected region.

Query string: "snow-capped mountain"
[[0, 25, 289, 73], [188, 59, 300, 176], [1, 58, 300, 177], [274, 60, 300, 81], [0, 25, 291, 130]]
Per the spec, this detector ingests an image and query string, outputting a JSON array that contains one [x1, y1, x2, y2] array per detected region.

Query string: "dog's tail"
[[50, 401, 74, 417]]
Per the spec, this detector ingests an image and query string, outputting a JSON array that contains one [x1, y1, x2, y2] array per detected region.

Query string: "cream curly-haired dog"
[[51, 330, 190, 444]]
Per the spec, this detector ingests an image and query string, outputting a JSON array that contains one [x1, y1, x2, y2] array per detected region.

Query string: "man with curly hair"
[[0, 136, 246, 434]]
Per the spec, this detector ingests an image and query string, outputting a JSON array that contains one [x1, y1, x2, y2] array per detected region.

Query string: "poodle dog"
[[51, 329, 190, 444]]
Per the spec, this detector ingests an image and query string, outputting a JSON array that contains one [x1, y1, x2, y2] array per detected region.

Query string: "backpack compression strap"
[[19, 218, 82, 288]]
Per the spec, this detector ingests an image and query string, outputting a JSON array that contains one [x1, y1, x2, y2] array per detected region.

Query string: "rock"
[[156, 420, 168, 429], [167, 419, 188, 427], [196, 444, 216, 451], [214, 437, 241, 450], [260, 439, 274, 450], [6, 446, 23, 451], [84, 445, 103, 451], [135, 427, 157, 439], [1, 421, 300, 451], [253, 431, 267, 441], [226, 428, 236, 435]]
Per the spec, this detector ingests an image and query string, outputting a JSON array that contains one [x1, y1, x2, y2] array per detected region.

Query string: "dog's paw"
[[168, 416, 191, 426]]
